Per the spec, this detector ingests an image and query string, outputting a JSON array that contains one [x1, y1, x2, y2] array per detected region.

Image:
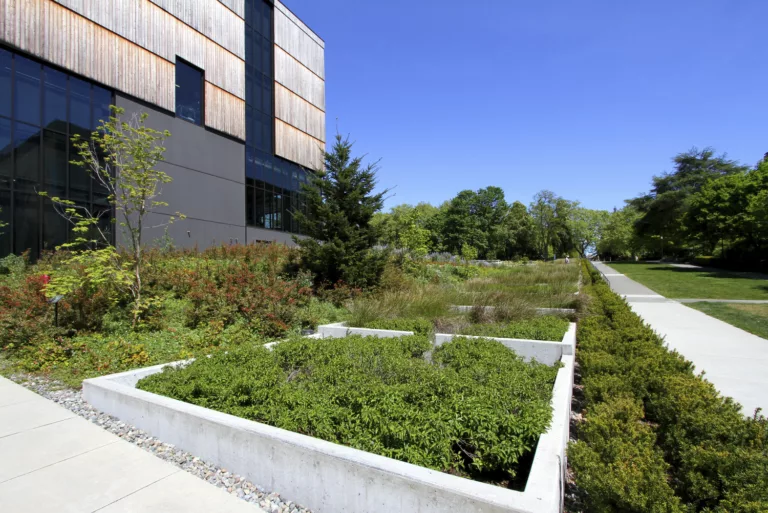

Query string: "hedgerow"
[[137, 334, 560, 484], [569, 260, 768, 512]]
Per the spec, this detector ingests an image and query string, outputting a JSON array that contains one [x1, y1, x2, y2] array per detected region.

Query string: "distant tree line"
[[372, 187, 609, 261], [598, 148, 768, 269]]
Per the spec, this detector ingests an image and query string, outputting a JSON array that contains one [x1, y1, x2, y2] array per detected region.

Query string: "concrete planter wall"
[[318, 322, 576, 367], [83, 331, 575, 513]]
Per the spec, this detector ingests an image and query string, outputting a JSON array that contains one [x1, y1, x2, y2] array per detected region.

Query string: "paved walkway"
[[592, 262, 768, 415], [0, 376, 264, 513]]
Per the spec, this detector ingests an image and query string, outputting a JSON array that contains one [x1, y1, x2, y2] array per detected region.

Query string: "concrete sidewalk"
[[592, 262, 768, 415], [0, 376, 264, 513]]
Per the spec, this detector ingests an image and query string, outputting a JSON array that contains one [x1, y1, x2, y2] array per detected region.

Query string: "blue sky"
[[287, 0, 768, 212]]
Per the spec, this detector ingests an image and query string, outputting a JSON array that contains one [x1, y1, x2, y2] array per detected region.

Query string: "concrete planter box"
[[319, 322, 576, 367], [83, 337, 575, 513]]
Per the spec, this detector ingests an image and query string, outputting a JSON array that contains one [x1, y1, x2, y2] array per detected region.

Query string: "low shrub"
[[137, 334, 559, 485], [569, 260, 768, 512], [459, 316, 569, 341], [359, 317, 434, 335]]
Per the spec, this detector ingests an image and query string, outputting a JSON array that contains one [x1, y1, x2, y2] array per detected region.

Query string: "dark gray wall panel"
[[140, 213, 246, 250], [115, 93, 246, 251], [116, 95, 245, 184], [153, 161, 245, 226]]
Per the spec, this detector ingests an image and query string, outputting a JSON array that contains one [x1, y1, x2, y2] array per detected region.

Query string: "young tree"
[[41, 106, 183, 327], [295, 134, 388, 288]]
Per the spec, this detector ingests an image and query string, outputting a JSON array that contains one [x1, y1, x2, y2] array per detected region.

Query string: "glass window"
[[0, 118, 11, 187], [273, 190, 282, 230], [14, 122, 40, 186], [175, 59, 203, 125], [0, 48, 11, 118], [246, 185, 255, 226], [0, 190, 10, 255], [43, 67, 67, 130], [14, 192, 39, 256], [43, 198, 68, 252], [254, 187, 266, 227], [92, 86, 112, 130], [14, 56, 41, 126], [69, 135, 90, 192], [261, 1, 272, 39], [69, 77, 91, 132], [43, 130, 67, 189]]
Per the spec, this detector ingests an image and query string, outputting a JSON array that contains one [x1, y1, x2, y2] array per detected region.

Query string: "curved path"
[[592, 261, 768, 416]]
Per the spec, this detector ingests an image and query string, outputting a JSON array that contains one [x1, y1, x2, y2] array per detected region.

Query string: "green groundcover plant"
[[138, 334, 560, 485], [459, 316, 569, 341], [569, 260, 768, 512]]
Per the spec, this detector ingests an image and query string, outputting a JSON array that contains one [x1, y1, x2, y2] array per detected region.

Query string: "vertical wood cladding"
[[217, 0, 243, 19], [274, 83, 325, 142], [272, 1, 326, 169], [274, 46, 325, 111], [0, 0, 176, 111], [274, 3, 324, 79], [0, 0, 246, 139], [275, 119, 325, 172], [205, 82, 246, 140], [149, 0, 244, 59], [50, 0, 245, 99]]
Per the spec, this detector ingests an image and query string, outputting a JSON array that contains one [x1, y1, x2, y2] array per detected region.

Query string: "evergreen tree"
[[294, 134, 388, 288]]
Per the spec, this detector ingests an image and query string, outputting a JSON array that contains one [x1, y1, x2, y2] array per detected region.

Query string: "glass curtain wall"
[[0, 45, 113, 259], [244, 0, 311, 235]]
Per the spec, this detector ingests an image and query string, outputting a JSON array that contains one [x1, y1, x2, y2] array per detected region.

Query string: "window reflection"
[[175, 59, 202, 125], [0, 46, 114, 259]]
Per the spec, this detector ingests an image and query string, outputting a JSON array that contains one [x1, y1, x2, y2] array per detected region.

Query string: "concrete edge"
[[82, 351, 573, 513]]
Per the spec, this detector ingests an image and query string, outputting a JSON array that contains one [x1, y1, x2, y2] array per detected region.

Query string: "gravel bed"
[[7, 373, 313, 513]]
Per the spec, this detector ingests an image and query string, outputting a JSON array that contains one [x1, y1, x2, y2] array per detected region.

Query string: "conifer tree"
[[294, 134, 388, 288]]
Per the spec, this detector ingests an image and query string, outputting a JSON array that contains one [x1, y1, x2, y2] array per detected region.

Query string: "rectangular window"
[[43, 130, 67, 189], [0, 190, 10, 255], [69, 134, 91, 193], [0, 48, 11, 118], [246, 184, 255, 226], [92, 86, 112, 130], [69, 77, 91, 133], [175, 59, 203, 125], [0, 117, 11, 188], [14, 121, 40, 187], [43, 67, 67, 131], [14, 192, 39, 256], [14, 56, 41, 126]]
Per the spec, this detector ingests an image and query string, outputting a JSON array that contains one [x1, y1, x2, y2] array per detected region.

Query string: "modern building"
[[0, 0, 325, 259]]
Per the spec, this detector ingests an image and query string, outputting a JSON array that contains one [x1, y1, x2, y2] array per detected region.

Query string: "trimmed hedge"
[[569, 261, 768, 512], [138, 334, 559, 483]]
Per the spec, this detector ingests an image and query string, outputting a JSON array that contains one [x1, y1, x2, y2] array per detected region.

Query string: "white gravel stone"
[[8, 373, 314, 513]]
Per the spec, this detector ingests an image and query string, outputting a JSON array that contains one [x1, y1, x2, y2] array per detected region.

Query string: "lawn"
[[605, 262, 768, 300], [686, 302, 768, 340]]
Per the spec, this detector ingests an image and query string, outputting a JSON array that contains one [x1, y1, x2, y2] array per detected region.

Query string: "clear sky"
[[287, 0, 768, 212]]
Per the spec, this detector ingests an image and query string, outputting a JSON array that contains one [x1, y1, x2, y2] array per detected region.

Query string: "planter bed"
[[83, 334, 574, 513]]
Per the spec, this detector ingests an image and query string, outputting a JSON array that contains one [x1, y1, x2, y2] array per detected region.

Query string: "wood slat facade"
[[275, 82, 325, 143], [0, 0, 325, 164], [275, 118, 325, 172]]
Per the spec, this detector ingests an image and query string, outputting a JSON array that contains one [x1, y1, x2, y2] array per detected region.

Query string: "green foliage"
[[459, 316, 569, 341], [295, 134, 388, 289], [570, 260, 768, 512], [0, 253, 27, 276], [40, 106, 185, 328], [138, 334, 559, 482], [372, 203, 437, 257], [460, 243, 478, 261], [360, 317, 434, 335]]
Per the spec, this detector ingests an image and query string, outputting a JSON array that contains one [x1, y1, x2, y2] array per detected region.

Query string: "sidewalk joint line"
[[90, 469, 182, 512]]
